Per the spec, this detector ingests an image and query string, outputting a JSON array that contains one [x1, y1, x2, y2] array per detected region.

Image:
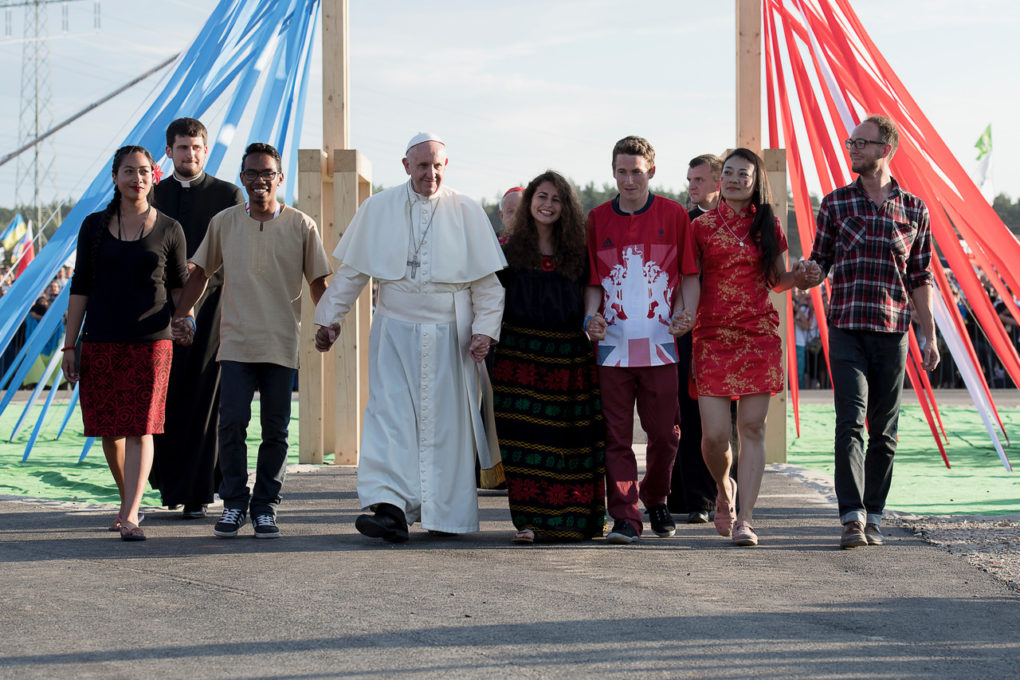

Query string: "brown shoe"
[[840, 520, 867, 549], [864, 523, 884, 545]]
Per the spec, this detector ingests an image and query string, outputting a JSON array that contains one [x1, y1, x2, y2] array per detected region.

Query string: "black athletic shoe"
[[355, 503, 409, 543], [252, 514, 281, 539], [606, 519, 640, 545], [648, 504, 677, 537], [213, 507, 246, 538]]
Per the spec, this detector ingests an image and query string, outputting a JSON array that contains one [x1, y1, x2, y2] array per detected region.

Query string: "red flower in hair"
[[152, 163, 163, 185]]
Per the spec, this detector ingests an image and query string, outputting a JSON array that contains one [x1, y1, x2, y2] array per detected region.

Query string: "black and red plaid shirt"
[[810, 177, 933, 333]]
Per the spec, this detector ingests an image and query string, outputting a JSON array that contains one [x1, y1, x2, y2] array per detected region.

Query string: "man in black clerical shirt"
[[149, 117, 244, 519]]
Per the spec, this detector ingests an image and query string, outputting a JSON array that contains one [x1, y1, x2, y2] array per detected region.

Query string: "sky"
[[0, 0, 1018, 214]]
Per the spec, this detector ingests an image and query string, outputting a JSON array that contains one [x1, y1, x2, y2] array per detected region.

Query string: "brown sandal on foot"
[[119, 523, 146, 541]]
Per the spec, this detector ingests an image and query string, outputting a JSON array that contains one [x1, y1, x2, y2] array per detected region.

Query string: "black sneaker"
[[213, 507, 246, 537], [648, 504, 677, 537], [182, 504, 206, 519], [252, 514, 281, 539], [606, 519, 639, 545]]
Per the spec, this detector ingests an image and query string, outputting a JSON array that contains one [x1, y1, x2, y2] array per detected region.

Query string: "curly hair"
[[723, 148, 782, 286], [503, 171, 588, 281]]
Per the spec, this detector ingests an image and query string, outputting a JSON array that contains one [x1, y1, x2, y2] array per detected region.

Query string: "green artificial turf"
[[789, 404, 1020, 516], [0, 398, 319, 507], [2, 398, 1018, 516]]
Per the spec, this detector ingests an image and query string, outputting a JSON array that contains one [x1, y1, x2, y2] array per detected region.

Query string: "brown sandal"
[[119, 523, 146, 541]]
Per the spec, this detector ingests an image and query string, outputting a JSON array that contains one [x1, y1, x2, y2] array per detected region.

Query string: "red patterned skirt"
[[79, 340, 174, 437]]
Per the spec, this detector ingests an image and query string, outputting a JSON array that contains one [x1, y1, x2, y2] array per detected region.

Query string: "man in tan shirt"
[[173, 142, 331, 539]]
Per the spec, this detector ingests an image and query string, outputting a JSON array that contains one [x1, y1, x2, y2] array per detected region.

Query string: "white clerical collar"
[[407, 181, 441, 204], [174, 171, 204, 188]]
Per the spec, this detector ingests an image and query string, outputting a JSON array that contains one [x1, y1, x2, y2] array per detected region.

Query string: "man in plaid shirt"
[[803, 114, 939, 549]]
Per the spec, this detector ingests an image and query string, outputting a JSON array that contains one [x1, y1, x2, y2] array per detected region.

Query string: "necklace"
[[405, 184, 440, 279], [118, 205, 152, 241], [716, 204, 748, 247]]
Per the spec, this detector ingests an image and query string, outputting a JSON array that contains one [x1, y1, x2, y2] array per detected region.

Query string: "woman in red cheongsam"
[[675, 148, 809, 547]]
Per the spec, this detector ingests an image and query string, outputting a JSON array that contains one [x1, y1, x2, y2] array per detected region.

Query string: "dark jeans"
[[218, 360, 295, 518], [829, 327, 907, 527]]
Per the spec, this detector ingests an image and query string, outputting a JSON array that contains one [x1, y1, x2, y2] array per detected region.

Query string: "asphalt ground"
[[2, 457, 1018, 679]]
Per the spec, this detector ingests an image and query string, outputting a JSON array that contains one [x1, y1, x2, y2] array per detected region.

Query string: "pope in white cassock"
[[314, 133, 506, 542]]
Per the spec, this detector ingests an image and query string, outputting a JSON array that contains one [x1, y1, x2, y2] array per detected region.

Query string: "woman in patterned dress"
[[683, 148, 808, 546], [62, 146, 191, 541], [493, 171, 605, 543]]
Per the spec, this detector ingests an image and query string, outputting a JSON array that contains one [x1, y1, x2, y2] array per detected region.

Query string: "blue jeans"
[[829, 327, 908, 527], [218, 361, 295, 518]]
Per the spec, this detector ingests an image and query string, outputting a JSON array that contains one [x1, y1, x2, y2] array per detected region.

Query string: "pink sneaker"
[[732, 521, 758, 546], [714, 478, 737, 537]]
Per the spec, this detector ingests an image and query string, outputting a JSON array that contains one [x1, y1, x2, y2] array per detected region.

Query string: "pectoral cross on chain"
[[407, 256, 420, 279]]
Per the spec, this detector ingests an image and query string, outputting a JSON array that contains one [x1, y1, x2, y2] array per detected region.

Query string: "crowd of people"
[[9, 113, 953, 551]]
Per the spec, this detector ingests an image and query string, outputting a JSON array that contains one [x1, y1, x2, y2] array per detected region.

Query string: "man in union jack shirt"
[[803, 114, 939, 550]]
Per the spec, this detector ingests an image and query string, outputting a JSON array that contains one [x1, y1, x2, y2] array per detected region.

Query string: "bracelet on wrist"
[[61, 345, 77, 352], [583, 314, 594, 330]]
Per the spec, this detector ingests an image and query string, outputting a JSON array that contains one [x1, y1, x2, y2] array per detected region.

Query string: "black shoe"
[[687, 510, 710, 524], [252, 513, 281, 539], [355, 503, 409, 543], [182, 504, 206, 519], [213, 507, 246, 538], [606, 519, 640, 545], [647, 504, 676, 537]]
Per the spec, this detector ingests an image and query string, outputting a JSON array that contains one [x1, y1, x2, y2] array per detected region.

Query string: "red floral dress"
[[691, 201, 787, 397]]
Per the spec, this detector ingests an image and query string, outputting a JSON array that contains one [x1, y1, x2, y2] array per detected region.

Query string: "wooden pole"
[[737, 1, 787, 462], [736, 0, 762, 153], [297, 150, 328, 463], [331, 150, 372, 464]]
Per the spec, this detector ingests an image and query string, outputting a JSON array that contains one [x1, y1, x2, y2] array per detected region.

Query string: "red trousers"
[[598, 364, 680, 535]]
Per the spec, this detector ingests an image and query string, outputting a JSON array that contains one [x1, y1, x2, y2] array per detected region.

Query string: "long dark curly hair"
[[503, 170, 587, 280], [91, 145, 156, 283], [723, 148, 782, 286]]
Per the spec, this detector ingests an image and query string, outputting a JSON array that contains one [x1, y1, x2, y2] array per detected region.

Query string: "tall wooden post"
[[736, 0, 762, 153], [298, 0, 372, 465], [737, 0, 787, 463]]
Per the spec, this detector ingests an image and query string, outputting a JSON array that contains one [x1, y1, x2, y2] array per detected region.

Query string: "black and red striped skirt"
[[79, 340, 174, 437]]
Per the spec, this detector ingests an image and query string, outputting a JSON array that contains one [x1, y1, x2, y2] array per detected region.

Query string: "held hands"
[[315, 324, 341, 352], [171, 315, 195, 346], [669, 310, 694, 336], [794, 259, 823, 288], [469, 334, 493, 363], [584, 313, 607, 341]]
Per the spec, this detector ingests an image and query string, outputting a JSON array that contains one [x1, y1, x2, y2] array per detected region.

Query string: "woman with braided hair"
[[63, 145, 191, 541]]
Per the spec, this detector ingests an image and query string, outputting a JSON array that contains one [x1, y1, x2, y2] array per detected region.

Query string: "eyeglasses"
[[844, 138, 886, 150], [241, 169, 279, 181]]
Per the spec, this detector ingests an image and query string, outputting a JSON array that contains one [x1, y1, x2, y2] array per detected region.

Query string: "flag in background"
[[973, 124, 993, 202], [1, 214, 26, 253], [11, 219, 35, 278]]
